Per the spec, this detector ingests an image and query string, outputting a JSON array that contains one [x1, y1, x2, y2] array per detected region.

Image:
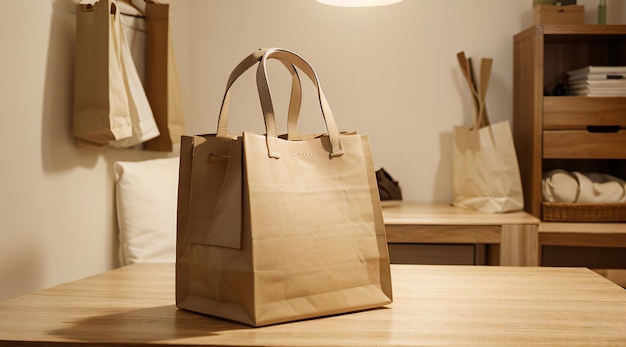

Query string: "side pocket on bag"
[[186, 136, 243, 249]]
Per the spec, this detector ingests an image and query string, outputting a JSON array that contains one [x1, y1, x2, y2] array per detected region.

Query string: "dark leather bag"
[[376, 168, 402, 201]]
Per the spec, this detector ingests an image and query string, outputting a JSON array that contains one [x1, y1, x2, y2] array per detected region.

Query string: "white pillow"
[[114, 157, 179, 265]]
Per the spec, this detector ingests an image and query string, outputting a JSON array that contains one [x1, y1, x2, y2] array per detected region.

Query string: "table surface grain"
[[0, 263, 625, 346]]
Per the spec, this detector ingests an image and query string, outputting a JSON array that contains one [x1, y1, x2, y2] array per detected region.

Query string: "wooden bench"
[[382, 202, 540, 266]]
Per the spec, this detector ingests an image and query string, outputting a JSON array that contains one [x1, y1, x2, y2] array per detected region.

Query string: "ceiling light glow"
[[317, 0, 402, 7]]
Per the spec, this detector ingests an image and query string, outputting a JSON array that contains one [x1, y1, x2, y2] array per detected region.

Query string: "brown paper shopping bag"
[[452, 52, 524, 213], [176, 48, 392, 327], [74, 0, 159, 148], [73, 0, 133, 145], [143, 0, 186, 152]]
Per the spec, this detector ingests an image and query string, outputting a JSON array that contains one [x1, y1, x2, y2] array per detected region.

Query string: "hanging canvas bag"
[[118, 0, 146, 81], [176, 48, 393, 327], [73, 0, 133, 146], [143, 0, 186, 152], [452, 52, 524, 213], [109, 0, 160, 148]]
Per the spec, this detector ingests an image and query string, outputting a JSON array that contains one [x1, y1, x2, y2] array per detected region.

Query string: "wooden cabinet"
[[514, 26, 626, 281], [513, 25, 626, 218]]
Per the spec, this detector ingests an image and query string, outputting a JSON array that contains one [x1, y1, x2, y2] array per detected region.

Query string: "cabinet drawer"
[[387, 243, 476, 265], [543, 129, 626, 158], [543, 97, 626, 130]]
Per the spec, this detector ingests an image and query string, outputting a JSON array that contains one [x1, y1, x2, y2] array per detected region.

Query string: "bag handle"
[[477, 58, 493, 128], [77, 0, 119, 14], [456, 52, 492, 129], [456, 52, 479, 117], [216, 49, 304, 140], [257, 48, 344, 158]]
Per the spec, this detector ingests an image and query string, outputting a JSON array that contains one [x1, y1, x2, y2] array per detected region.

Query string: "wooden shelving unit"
[[513, 24, 626, 218], [513, 25, 626, 280]]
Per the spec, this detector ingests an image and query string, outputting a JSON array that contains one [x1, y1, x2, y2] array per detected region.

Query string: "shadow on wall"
[[435, 131, 453, 201], [0, 242, 44, 301], [41, 0, 99, 172], [520, 7, 533, 27]]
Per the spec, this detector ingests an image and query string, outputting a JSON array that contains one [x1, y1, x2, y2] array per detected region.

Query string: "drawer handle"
[[587, 125, 620, 133]]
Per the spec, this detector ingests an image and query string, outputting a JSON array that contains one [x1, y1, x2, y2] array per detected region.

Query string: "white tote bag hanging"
[[109, 0, 160, 148]]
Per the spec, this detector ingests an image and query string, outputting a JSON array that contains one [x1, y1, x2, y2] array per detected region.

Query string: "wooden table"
[[383, 202, 540, 266], [1, 263, 625, 346]]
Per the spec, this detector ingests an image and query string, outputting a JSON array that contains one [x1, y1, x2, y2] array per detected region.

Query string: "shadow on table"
[[50, 304, 248, 343]]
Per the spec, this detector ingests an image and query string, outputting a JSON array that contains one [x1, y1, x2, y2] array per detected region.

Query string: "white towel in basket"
[[543, 170, 626, 203]]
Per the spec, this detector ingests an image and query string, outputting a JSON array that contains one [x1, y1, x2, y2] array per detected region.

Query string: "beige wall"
[[0, 0, 188, 300], [0, 0, 623, 300]]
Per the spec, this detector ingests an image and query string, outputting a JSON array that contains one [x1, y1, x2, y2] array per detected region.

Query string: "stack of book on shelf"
[[567, 66, 626, 96]]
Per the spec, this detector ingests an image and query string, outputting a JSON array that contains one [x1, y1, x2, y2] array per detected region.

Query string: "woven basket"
[[542, 202, 626, 222]]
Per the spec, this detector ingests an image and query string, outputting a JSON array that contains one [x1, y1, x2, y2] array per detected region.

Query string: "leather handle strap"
[[457, 52, 491, 129], [477, 58, 493, 128], [457, 52, 479, 116], [257, 48, 344, 158], [216, 49, 303, 140]]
